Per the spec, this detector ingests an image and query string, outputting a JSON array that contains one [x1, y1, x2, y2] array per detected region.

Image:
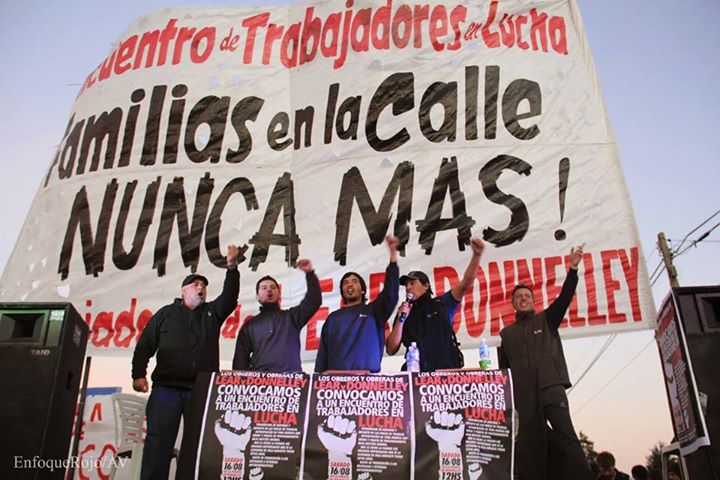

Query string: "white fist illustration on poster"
[[426, 411, 483, 480], [318, 415, 357, 480], [215, 411, 262, 479]]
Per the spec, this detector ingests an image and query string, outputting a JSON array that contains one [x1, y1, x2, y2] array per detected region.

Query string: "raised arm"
[[450, 237, 484, 302], [372, 236, 400, 324], [212, 245, 241, 321], [545, 244, 583, 329], [289, 259, 322, 329]]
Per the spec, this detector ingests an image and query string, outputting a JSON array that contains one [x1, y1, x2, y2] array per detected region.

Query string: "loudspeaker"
[[673, 286, 720, 479], [0, 303, 88, 479]]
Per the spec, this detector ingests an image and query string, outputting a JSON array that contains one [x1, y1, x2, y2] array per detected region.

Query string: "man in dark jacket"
[[232, 259, 321, 372], [597, 451, 630, 480], [498, 244, 593, 479], [131, 244, 240, 480], [315, 236, 399, 373], [385, 237, 485, 371]]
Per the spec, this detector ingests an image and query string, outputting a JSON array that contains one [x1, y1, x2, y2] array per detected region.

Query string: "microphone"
[[398, 293, 414, 324]]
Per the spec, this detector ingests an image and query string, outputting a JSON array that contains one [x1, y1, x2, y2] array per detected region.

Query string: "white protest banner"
[[0, 0, 655, 362]]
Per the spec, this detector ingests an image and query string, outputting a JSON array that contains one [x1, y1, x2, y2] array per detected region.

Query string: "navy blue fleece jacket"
[[314, 261, 399, 373]]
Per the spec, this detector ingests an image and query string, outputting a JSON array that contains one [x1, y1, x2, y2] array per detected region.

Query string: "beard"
[[184, 292, 204, 309]]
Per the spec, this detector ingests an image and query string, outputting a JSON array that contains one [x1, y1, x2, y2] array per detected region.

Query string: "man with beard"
[[499, 244, 594, 480], [385, 237, 485, 371], [314, 236, 399, 373], [132, 244, 241, 480], [233, 259, 321, 372]]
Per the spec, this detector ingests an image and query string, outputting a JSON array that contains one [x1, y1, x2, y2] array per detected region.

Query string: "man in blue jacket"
[[315, 236, 399, 373], [131, 244, 240, 480], [233, 259, 321, 372]]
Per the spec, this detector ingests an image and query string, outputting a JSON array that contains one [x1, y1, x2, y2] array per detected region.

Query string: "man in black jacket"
[[386, 237, 485, 371], [232, 258, 321, 372], [499, 244, 593, 479], [131, 245, 240, 480]]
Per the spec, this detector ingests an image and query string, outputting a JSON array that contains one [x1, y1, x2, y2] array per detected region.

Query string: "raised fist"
[[426, 410, 465, 452], [318, 415, 357, 457], [214, 411, 252, 453]]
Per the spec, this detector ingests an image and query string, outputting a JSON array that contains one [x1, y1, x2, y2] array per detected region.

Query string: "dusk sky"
[[1, 0, 718, 473]]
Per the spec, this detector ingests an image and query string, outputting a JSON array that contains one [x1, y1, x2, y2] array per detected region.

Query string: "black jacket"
[[131, 268, 239, 388], [498, 269, 578, 389], [233, 271, 321, 372]]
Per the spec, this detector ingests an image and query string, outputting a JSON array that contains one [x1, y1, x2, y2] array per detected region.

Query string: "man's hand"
[[386, 235, 399, 262], [318, 415, 357, 457], [132, 378, 148, 393], [470, 237, 484, 257], [214, 411, 253, 453], [397, 301, 411, 324], [426, 410, 465, 452], [568, 243, 585, 270], [297, 258, 313, 273], [226, 244, 246, 268]]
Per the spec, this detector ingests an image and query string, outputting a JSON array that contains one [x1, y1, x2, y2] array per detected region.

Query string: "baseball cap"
[[399, 271, 430, 286], [182, 274, 208, 287]]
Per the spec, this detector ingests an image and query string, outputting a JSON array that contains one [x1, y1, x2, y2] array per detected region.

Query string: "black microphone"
[[398, 293, 414, 323]]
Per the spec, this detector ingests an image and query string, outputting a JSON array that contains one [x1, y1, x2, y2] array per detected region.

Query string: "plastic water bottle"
[[478, 338, 491, 370], [407, 342, 420, 372]]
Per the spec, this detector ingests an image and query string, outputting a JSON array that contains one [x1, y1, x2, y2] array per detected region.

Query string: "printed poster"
[[655, 292, 710, 456], [302, 373, 412, 480], [196, 370, 310, 479], [412, 369, 513, 480]]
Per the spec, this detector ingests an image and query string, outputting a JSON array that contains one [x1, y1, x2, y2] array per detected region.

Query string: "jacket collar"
[[515, 310, 535, 323], [259, 303, 280, 313]]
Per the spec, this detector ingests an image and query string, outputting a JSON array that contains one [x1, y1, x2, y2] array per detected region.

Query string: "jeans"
[[141, 386, 193, 480]]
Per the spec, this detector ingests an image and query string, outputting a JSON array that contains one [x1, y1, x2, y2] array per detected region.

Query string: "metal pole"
[[657, 232, 680, 288]]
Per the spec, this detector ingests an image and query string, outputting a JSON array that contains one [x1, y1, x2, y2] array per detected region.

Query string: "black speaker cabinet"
[[673, 286, 720, 479], [0, 303, 88, 479]]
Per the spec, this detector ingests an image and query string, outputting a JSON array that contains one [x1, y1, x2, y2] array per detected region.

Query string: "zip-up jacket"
[[131, 268, 239, 389], [233, 271, 321, 372], [498, 269, 578, 389], [315, 261, 399, 373]]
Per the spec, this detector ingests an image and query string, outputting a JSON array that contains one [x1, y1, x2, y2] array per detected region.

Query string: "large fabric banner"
[[185, 370, 513, 479], [0, 0, 655, 361]]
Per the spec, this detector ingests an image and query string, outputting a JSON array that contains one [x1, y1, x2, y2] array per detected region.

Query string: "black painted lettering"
[[416, 156, 474, 254], [479, 154, 531, 246], [248, 173, 300, 270], [334, 162, 414, 265]]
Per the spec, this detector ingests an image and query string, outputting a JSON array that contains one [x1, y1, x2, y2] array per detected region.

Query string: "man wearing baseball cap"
[[386, 237, 485, 371], [131, 244, 241, 480]]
